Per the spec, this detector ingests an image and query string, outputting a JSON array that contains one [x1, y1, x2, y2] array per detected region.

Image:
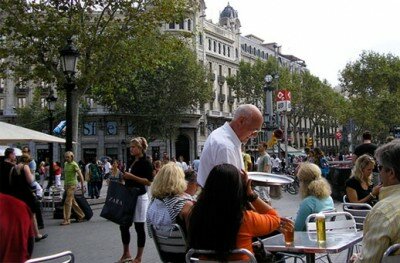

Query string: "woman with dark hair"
[[188, 163, 289, 261], [118, 137, 153, 263]]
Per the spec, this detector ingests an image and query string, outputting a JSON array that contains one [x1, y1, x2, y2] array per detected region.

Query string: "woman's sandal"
[[60, 221, 70, 226], [116, 258, 133, 263]]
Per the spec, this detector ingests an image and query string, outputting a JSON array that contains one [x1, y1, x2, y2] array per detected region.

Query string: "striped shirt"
[[147, 195, 191, 237], [355, 184, 400, 262]]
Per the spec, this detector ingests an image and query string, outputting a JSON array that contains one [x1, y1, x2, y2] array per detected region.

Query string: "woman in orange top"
[[188, 163, 293, 261]]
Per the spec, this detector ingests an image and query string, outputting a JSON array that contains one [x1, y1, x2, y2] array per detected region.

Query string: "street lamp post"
[[264, 74, 274, 140], [59, 38, 79, 152], [46, 88, 58, 189]]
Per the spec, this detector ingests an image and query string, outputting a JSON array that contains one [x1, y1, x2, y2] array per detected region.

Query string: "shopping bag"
[[100, 181, 139, 226]]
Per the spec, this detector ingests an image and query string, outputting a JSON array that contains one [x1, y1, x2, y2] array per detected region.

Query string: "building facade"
[[0, 2, 339, 164]]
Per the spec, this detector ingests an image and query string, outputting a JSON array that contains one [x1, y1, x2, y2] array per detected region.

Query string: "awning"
[[0, 121, 66, 144], [269, 143, 305, 156]]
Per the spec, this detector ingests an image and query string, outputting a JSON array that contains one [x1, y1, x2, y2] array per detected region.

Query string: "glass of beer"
[[282, 218, 294, 246], [316, 213, 326, 243]]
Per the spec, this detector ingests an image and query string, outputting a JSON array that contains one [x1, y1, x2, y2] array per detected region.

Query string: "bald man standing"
[[197, 104, 263, 187]]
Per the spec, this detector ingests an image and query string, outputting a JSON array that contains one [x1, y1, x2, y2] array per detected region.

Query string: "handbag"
[[100, 181, 140, 226], [252, 237, 276, 263]]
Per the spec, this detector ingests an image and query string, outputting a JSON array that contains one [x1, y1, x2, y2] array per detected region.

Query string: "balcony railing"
[[228, 95, 235, 105], [217, 75, 225, 85], [218, 93, 226, 103], [209, 73, 216, 82], [15, 85, 28, 95]]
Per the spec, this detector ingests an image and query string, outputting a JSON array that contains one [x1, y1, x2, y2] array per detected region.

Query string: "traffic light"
[[307, 137, 313, 147]]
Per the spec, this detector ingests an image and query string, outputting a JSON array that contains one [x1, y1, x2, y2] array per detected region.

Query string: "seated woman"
[[188, 163, 291, 261], [345, 154, 381, 206], [147, 162, 193, 262], [295, 162, 334, 231]]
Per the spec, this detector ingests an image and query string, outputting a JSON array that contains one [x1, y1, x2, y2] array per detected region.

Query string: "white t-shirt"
[[104, 161, 111, 174], [197, 122, 244, 187], [271, 157, 281, 169]]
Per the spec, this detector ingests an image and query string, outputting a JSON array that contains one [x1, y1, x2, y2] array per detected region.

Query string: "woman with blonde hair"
[[119, 137, 153, 263], [345, 154, 381, 205], [147, 163, 193, 262], [294, 162, 334, 231]]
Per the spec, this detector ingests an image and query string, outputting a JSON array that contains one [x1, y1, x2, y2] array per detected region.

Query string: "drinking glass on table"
[[280, 217, 295, 246]]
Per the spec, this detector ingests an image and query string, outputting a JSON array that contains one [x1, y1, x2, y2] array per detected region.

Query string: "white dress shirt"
[[197, 122, 244, 187]]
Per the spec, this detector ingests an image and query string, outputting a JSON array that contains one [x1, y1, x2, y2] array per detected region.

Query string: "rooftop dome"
[[220, 3, 238, 19]]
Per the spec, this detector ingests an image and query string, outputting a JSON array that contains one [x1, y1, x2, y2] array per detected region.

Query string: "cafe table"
[[260, 231, 363, 263]]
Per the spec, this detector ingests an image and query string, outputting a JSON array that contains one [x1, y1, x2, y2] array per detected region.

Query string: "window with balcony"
[[218, 43, 221, 54], [227, 47, 230, 57], [169, 22, 175, 29], [213, 41, 216, 52], [208, 39, 211, 50], [179, 20, 184, 29]]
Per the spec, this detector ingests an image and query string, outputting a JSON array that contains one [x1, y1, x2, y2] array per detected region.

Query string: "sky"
[[204, 0, 400, 87]]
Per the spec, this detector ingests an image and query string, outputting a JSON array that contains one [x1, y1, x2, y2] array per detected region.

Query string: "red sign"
[[276, 90, 291, 102], [335, 131, 342, 140]]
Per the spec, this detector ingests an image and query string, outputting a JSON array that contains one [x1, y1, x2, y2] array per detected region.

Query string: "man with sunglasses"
[[351, 139, 400, 262], [197, 104, 263, 187]]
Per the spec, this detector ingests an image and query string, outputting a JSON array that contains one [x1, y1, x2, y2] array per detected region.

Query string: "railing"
[[217, 75, 225, 85], [218, 93, 226, 103]]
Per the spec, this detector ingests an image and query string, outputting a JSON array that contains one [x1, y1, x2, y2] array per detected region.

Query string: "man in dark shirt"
[[353, 131, 378, 162], [352, 131, 379, 185]]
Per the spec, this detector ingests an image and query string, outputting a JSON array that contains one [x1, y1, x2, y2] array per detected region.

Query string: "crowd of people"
[[1, 104, 400, 263]]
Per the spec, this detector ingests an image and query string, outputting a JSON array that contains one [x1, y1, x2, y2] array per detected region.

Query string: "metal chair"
[[342, 202, 372, 230], [150, 223, 188, 263], [306, 211, 357, 263], [382, 243, 400, 263], [25, 251, 74, 263], [185, 248, 257, 263]]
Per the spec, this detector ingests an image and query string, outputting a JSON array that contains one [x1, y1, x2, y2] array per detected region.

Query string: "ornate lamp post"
[[46, 88, 58, 188], [59, 38, 79, 152]]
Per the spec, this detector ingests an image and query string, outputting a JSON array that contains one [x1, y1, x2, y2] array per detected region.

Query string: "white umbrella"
[[0, 145, 23, 156], [0, 121, 65, 144]]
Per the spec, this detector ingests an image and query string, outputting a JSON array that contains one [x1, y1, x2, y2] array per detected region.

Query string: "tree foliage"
[[0, 0, 209, 138], [227, 59, 347, 145], [339, 51, 400, 142]]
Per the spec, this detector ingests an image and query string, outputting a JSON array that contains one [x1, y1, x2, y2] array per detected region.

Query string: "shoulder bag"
[[100, 181, 140, 226]]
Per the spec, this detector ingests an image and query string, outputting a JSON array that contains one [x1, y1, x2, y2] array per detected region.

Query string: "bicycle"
[[281, 165, 300, 195]]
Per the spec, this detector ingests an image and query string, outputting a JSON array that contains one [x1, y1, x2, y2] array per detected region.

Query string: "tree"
[[92, 32, 211, 137], [0, 0, 207, 143], [339, 51, 400, 143]]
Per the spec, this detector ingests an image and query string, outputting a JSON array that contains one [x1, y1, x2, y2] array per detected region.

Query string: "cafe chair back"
[[149, 223, 188, 263], [185, 248, 257, 263], [342, 202, 372, 230], [382, 243, 400, 263], [306, 211, 356, 233], [25, 250, 74, 263], [307, 211, 357, 262]]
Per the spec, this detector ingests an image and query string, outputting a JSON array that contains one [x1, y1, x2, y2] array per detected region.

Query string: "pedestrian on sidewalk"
[[118, 137, 153, 263], [60, 151, 85, 226]]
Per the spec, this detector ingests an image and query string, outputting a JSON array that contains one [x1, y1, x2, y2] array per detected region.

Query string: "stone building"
[[0, 2, 338, 164]]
